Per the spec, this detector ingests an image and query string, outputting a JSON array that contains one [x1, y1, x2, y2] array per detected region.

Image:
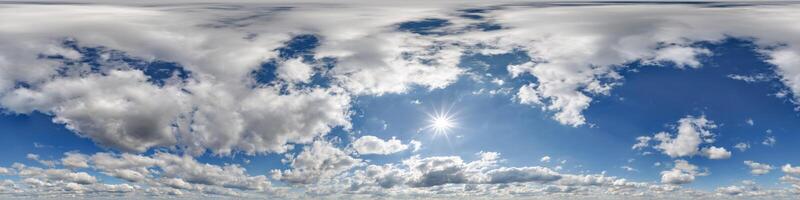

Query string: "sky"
[[2, 1, 800, 199]]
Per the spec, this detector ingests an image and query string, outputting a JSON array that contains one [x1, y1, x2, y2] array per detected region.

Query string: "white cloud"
[[746, 118, 755, 126], [744, 161, 773, 175], [716, 184, 758, 196], [276, 58, 314, 83], [162, 178, 194, 190], [700, 146, 731, 160], [4, 71, 187, 153], [155, 152, 272, 191], [661, 160, 705, 185], [485, 166, 562, 184], [0, 167, 11, 175], [648, 45, 711, 68], [26, 154, 57, 168], [0, 4, 363, 156], [89, 152, 158, 183], [342, 151, 655, 196], [652, 115, 717, 158], [734, 143, 750, 152], [271, 140, 362, 184], [409, 140, 422, 152], [729, 74, 773, 83], [352, 135, 410, 155], [15, 164, 97, 185], [782, 164, 800, 176], [540, 156, 551, 163], [621, 166, 638, 172], [402, 155, 471, 187], [762, 136, 776, 146], [632, 136, 651, 150], [61, 152, 89, 169]]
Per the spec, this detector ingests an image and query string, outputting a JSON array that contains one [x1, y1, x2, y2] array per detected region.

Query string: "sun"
[[425, 107, 457, 136], [431, 114, 454, 133]]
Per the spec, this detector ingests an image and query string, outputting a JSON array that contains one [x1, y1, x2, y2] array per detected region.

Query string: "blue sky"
[[3, 1, 800, 199]]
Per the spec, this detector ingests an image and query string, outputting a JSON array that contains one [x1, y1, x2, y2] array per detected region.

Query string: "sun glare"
[[425, 108, 457, 136]]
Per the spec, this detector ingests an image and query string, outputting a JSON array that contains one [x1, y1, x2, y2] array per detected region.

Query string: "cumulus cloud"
[[644, 115, 723, 159], [402, 155, 472, 187], [26, 154, 57, 168], [700, 146, 731, 160], [409, 140, 422, 152], [14, 163, 97, 185], [0, 3, 354, 156], [352, 135, 410, 155], [734, 143, 750, 152], [342, 150, 653, 197], [632, 136, 651, 150], [61, 152, 90, 169], [0, 167, 11, 175], [4, 151, 278, 198], [485, 3, 800, 127], [781, 164, 800, 176], [744, 161, 773, 175], [276, 58, 314, 83], [485, 167, 561, 184], [154, 152, 272, 191], [271, 140, 362, 184], [4, 71, 187, 153], [540, 156, 551, 163], [716, 181, 760, 196], [661, 160, 706, 185]]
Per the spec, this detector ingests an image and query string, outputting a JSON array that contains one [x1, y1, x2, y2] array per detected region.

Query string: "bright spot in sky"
[[432, 115, 454, 133], [425, 108, 456, 136]]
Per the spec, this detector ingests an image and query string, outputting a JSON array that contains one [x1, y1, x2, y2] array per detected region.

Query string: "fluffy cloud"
[[271, 140, 362, 184], [661, 160, 706, 185], [276, 58, 314, 83], [3, 151, 279, 198], [781, 164, 800, 176], [734, 143, 750, 152], [89, 152, 159, 183], [154, 152, 272, 191], [3, 71, 187, 153], [631, 136, 651, 150], [26, 154, 57, 168], [14, 164, 97, 185], [337, 151, 663, 198], [700, 146, 731, 160], [61, 152, 90, 169], [352, 135, 410, 155], [636, 115, 730, 160], [0, 3, 359, 156], [0, 167, 11, 175], [402, 155, 472, 187], [484, 3, 800, 127], [744, 161, 773, 175], [485, 167, 561, 184], [763, 136, 777, 146], [716, 181, 760, 196]]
